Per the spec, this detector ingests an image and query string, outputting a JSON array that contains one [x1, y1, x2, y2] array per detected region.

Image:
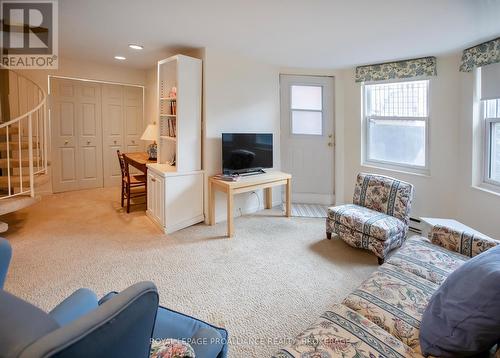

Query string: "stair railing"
[[0, 68, 48, 199]]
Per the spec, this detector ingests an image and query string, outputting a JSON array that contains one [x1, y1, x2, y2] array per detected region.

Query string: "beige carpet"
[[2, 187, 377, 357]]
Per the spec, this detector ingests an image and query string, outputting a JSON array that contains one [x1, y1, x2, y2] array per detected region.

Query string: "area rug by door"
[[284, 203, 328, 218]]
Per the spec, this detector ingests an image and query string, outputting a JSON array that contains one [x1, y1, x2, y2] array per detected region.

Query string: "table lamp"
[[141, 123, 158, 160]]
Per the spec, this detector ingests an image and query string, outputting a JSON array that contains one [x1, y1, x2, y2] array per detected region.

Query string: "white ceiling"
[[59, 0, 500, 70]]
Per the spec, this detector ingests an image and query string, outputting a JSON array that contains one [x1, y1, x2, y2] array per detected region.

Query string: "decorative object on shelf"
[[141, 123, 158, 160], [169, 86, 177, 98]]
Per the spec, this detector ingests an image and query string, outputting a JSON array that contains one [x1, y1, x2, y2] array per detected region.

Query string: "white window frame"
[[362, 78, 430, 175], [482, 100, 500, 188]]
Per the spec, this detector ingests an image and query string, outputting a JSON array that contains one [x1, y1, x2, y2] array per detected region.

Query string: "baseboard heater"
[[409, 217, 423, 235]]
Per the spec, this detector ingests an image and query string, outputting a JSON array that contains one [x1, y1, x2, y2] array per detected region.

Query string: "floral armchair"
[[326, 173, 414, 264]]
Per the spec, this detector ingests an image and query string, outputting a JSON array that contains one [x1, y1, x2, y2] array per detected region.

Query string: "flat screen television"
[[222, 133, 273, 175]]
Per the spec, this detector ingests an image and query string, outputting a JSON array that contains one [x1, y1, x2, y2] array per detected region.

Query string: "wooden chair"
[[117, 150, 147, 213]]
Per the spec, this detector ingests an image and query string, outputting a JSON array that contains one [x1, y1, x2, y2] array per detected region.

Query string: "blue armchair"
[[0, 238, 228, 358]]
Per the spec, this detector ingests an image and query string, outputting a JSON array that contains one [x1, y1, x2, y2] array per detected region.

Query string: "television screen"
[[222, 133, 273, 174]]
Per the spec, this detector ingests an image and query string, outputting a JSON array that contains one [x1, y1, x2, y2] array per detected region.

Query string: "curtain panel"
[[355, 57, 437, 83], [459, 37, 500, 72]]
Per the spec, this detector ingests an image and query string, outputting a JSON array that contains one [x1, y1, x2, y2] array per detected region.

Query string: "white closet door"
[[51, 79, 143, 192], [102, 84, 124, 187], [77, 82, 103, 190], [51, 79, 80, 192], [124, 86, 143, 153]]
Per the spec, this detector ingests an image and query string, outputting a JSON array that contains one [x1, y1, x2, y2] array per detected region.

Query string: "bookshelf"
[[156, 55, 202, 172], [146, 54, 204, 234]]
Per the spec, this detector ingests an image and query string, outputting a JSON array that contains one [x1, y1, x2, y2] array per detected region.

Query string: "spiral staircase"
[[0, 68, 49, 232]]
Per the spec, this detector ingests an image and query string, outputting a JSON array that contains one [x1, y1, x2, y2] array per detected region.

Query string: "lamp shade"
[[140, 124, 157, 141]]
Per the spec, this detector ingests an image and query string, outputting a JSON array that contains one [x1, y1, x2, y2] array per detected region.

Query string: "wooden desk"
[[209, 171, 292, 237], [122, 152, 156, 174]]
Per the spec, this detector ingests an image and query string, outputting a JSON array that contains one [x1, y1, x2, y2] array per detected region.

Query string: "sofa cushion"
[[420, 245, 500, 357], [329, 204, 406, 241], [342, 265, 439, 354], [273, 303, 420, 358], [387, 236, 467, 285], [430, 224, 499, 258], [352, 173, 414, 224]]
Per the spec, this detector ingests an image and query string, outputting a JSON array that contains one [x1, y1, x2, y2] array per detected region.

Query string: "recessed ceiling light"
[[128, 44, 143, 50], [114, 56, 126, 60]]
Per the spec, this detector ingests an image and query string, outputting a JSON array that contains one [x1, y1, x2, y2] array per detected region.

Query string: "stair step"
[[0, 195, 38, 216], [0, 142, 30, 150], [0, 176, 30, 186], [0, 127, 20, 136], [0, 158, 41, 167]]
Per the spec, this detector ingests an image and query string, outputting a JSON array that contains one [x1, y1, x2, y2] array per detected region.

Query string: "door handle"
[[87, 140, 91, 145], [64, 140, 69, 145], [132, 140, 135, 144], [328, 134, 333, 139], [113, 140, 117, 144], [328, 142, 333, 147], [151, 177, 156, 182]]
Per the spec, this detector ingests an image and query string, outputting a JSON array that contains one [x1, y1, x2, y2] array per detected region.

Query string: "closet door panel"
[[124, 86, 144, 147], [51, 79, 80, 193], [77, 83, 103, 190], [102, 84, 125, 187]]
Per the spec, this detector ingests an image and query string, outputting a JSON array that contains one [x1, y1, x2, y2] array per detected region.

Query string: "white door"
[[78, 82, 104, 190], [51, 79, 80, 192], [102, 84, 125, 187], [51, 79, 103, 192], [280, 75, 335, 205]]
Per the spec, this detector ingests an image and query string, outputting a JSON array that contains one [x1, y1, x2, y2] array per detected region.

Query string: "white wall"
[[203, 48, 281, 222]]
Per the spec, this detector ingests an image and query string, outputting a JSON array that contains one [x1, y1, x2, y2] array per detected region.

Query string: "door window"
[[290, 85, 323, 135]]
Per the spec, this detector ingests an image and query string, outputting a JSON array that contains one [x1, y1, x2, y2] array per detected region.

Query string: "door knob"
[[87, 140, 91, 145], [64, 140, 68, 145], [328, 134, 333, 139], [328, 142, 333, 147], [114, 140, 117, 144], [132, 140, 135, 144]]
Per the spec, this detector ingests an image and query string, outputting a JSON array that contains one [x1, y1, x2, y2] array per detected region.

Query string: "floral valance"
[[459, 37, 500, 72], [355, 57, 437, 83]]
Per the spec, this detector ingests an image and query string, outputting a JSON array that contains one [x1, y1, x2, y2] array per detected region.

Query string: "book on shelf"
[[166, 117, 176, 138]]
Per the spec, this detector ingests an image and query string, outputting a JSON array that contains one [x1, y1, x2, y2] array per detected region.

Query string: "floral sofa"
[[327, 173, 414, 265], [274, 225, 500, 358]]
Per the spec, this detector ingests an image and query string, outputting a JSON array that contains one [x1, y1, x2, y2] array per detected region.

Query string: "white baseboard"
[[147, 211, 205, 234], [165, 215, 205, 234], [286, 193, 335, 205]]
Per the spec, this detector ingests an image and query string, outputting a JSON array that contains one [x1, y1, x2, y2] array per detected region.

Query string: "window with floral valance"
[[355, 57, 437, 83], [459, 37, 500, 72]]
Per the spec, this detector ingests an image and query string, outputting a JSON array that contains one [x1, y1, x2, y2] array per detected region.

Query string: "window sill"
[[361, 162, 431, 178], [471, 183, 500, 198]]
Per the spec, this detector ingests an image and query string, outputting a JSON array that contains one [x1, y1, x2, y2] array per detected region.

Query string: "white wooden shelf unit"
[[146, 54, 204, 234]]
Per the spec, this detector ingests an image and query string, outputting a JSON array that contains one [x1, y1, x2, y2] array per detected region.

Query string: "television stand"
[[209, 171, 292, 237]]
